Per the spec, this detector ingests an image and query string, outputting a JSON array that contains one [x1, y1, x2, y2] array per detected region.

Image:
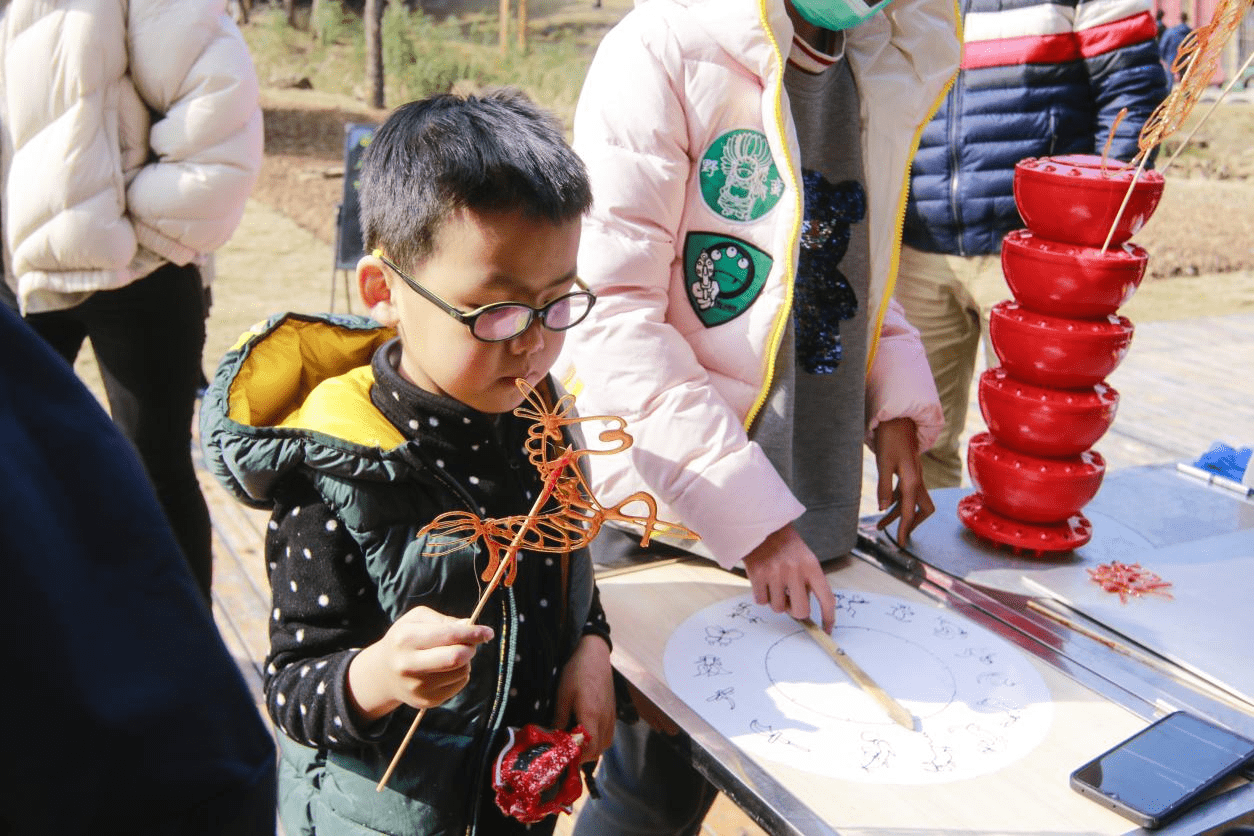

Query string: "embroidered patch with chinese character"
[[683, 232, 773, 327], [698, 130, 785, 223]]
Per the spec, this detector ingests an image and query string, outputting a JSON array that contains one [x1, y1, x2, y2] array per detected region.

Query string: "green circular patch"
[[698, 129, 785, 223]]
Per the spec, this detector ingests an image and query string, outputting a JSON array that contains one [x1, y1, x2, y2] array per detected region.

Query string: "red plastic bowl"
[[1013, 155, 1164, 247], [978, 368, 1119, 458], [1001, 229, 1148, 319], [967, 432, 1106, 524], [989, 301, 1134, 389]]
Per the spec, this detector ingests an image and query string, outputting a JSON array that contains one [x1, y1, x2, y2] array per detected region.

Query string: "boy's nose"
[[509, 318, 546, 355]]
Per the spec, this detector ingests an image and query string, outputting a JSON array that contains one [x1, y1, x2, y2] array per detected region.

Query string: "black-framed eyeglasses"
[[376, 252, 597, 343]]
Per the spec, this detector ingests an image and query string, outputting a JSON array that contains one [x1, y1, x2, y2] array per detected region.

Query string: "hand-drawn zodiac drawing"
[[728, 602, 764, 624], [860, 732, 894, 772], [976, 671, 1016, 688], [664, 589, 1055, 786], [956, 646, 997, 666], [933, 617, 968, 640], [959, 723, 1007, 755], [921, 734, 955, 773], [887, 603, 915, 622], [694, 655, 732, 678], [976, 697, 1022, 727], [704, 625, 745, 647], [835, 591, 870, 618], [750, 719, 809, 751]]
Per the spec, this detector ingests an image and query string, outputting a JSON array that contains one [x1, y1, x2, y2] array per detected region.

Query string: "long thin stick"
[[1026, 598, 1254, 713], [798, 618, 915, 730], [375, 452, 575, 792], [1100, 156, 1149, 253], [1161, 50, 1254, 177]]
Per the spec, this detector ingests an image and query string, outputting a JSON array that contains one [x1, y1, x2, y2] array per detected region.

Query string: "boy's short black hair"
[[358, 88, 592, 271]]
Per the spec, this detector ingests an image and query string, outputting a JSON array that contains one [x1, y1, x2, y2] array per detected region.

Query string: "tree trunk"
[[499, 0, 509, 54], [310, 0, 323, 41], [365, 0, 384, 108], [517, 0, 527, 52]]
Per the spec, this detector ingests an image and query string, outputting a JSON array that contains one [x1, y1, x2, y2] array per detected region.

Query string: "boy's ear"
[[358, 254, 398, 326]]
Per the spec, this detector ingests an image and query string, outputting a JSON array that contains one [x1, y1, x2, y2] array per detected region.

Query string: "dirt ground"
[[253, 85, 1254, 276]]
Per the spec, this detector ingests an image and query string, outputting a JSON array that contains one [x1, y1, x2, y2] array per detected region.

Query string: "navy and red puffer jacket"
[[904, 0, 1169, 256]]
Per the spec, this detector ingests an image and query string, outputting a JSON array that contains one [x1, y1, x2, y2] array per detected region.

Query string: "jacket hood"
[[200, 313, 405, 508]]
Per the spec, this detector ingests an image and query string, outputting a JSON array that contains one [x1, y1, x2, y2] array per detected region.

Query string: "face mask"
[[790, 0, 895, 31]]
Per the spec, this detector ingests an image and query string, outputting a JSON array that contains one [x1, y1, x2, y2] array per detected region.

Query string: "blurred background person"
[[1160, 11, 1193, 83], [894, 0, 1169, 489], [0, 0, 264, 599]]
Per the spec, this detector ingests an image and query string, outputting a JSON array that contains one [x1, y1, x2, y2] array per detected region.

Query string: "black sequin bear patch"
[[795, 169, 865, 374]]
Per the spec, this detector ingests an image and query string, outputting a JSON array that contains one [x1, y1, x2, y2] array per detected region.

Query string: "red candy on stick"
[[374, 382, 697, 793], [493, 724, 588, 824]]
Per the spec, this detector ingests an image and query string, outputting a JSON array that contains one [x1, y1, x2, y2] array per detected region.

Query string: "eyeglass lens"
[[472, 294, 593, 341]]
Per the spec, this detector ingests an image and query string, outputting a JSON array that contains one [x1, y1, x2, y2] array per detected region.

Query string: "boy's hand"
[[553, 634, 614, 764], [873, 417, 935, 543], [347, 606, 493, 722], [742, 525, 836, 633]]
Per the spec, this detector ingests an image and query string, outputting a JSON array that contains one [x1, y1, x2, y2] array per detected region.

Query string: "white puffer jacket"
[[1, 0, 263, 313], [560, 0, 959, 566]]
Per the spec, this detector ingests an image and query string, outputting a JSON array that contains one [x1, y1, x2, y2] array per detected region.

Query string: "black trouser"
[[25, 263, 213, 600]]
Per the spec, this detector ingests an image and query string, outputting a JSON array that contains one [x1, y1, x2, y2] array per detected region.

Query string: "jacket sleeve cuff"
[[332, 649, 396, 744], [672, 443, 806, 569], [134, 221, 200, 267]]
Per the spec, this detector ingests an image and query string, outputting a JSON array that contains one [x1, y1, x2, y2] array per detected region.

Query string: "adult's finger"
[[899, 493, 936, 541]]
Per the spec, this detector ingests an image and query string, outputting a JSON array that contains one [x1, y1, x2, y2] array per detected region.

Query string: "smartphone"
[[1070, 711, 1254, 829]]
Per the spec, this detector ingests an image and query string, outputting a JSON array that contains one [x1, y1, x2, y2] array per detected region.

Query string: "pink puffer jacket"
[[560, 0, 958, 566]]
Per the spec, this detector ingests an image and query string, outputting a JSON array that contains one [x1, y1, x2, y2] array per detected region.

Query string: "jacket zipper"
[[466, 592, 517, 835], [947, 74, 966, 257], [744, 0, 803, 431]]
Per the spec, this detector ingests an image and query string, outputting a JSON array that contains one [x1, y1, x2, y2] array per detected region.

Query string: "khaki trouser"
[[894, 245, 1010, 489]]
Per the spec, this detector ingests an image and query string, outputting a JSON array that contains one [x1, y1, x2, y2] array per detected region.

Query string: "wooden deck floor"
[[200, 310, 1254, 835]]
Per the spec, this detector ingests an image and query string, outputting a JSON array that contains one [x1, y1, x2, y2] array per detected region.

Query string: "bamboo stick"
[[375, 453, 574, 792]]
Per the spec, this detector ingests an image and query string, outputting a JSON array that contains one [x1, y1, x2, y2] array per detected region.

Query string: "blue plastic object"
[[1194, 442, 1252, 482]]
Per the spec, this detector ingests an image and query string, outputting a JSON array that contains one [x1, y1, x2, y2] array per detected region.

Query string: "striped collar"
[[788, 29, 845, 74]]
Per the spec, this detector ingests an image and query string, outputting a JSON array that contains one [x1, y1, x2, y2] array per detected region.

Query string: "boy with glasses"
[[200, 89, 614, 836]]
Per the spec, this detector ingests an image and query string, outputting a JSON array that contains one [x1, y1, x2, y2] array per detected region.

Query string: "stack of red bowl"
[[958, 154, 1164, 554]]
